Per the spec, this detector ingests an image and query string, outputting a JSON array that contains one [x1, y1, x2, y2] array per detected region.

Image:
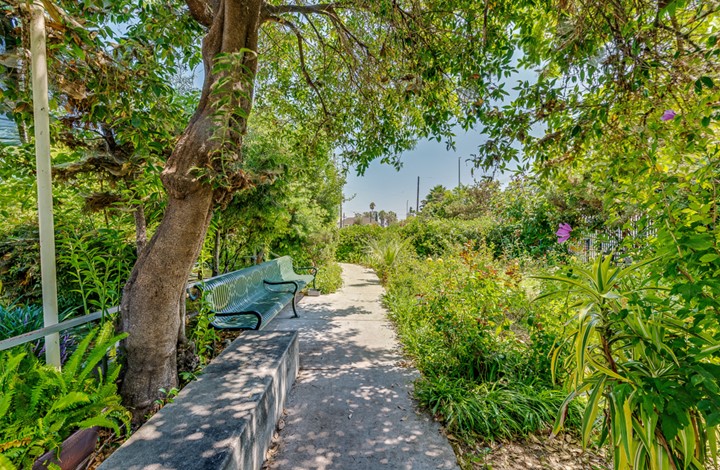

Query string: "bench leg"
[[291, 295, 299, 318]]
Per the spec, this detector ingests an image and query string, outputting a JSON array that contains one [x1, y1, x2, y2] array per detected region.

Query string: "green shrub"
[[0, 303, 80, 363], [336, 224, 384, 263], [0, 223, 43, 302], [58, 228, 135, 316], [187, 308, 220, 368], [416, 377, 580, 441], [365, 237, 409, 282], [399, 218, 491, 258], [383, 244, 576, 443], [0, 303, 53, 341], [542, 255, 720, 468], [0, 322, 130, 468], [0, 224, 136, 310], [314, 262, 343, 294]]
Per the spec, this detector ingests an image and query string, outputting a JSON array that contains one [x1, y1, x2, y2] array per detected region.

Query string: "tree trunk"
[[120, 0, 263, 419], [133, 203, 148, 256], [120, 191, 213, 416]]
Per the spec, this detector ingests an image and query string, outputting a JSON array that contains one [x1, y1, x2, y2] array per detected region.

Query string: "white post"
[[29, 1, 60, 369]]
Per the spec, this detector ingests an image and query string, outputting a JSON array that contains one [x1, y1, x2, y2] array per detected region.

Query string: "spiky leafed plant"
[[365, 237, 409, 283], [536, 255, 720, 469]]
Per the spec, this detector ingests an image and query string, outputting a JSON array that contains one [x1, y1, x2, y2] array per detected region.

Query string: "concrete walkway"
[[264, 263, 458, 470]]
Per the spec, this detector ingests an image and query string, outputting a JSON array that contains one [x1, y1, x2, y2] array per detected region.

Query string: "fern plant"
[[0, 322, 131, 468]]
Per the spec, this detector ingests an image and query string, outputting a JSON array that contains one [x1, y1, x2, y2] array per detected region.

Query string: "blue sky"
[[342, 128, 507, 219], [342, 67, 538, 219]]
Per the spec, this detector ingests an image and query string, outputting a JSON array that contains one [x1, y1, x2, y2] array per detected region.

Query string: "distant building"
[[340, 215, 377, 227]]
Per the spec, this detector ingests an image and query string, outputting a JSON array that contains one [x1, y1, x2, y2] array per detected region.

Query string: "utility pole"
[[458, 157, 461, 187], [416, 176, 420, 215], [406, 200, 408, 218]]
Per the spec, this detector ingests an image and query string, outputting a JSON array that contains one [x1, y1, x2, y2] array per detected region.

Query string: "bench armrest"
[[295, 266, 318, 277], [187, 285, 203, 301], [264, 279, 299, 295]]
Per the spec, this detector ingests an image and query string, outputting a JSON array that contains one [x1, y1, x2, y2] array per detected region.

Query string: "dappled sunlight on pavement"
[[264, 264, 458, 470]]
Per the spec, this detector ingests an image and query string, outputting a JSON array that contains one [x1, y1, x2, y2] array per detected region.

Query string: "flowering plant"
[[556, 223, 572, 243]]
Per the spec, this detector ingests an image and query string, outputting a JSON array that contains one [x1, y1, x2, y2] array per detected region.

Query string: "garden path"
[[263, 263, 458, 470]]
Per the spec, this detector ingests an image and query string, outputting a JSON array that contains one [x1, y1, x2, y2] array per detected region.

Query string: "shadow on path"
[[263, 264, 458, 470]]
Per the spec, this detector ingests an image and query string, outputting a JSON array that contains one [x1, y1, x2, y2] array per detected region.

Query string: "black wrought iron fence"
[[571, 218, 657, 263]]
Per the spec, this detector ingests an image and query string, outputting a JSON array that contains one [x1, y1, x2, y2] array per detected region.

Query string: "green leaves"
[[0, 322, 130, 467], [695, 77, 715, 94], [545, 254, 720, 468]]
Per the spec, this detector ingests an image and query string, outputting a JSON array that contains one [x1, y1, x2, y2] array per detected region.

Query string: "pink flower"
[[556, 223, 572, 244], [661, 110, 676, 121]]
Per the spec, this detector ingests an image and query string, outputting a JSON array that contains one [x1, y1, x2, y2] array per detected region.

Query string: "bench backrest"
[[196, 263, 274, 313], [257, 256, 297, 282], [192, 257, 300, 313], [276, 256, 298, 280]]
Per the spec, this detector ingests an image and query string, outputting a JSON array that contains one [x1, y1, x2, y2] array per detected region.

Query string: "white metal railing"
[[0, 306, 118, 352]]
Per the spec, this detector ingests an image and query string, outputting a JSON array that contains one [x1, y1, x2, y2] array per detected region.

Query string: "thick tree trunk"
[[133, 203, 148, 256], [120, 189, 213, 415], [120, 0, 263, 419]]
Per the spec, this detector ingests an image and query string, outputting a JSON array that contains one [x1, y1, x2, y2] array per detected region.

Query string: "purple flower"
[[556, 223, 572, 244], [661, 110, 676, 121]]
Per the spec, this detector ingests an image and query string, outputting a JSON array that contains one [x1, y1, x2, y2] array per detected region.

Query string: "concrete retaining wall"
[[100, 330, 299, 470]]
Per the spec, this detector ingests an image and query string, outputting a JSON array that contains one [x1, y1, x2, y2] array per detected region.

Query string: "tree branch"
[[262, 2, 372, 58], [186, 0, 219, 27], [302, 13, 328, 57], [39, 0, 85, 30], [266, 15, 330, 118], [263, 3, 336, 18]]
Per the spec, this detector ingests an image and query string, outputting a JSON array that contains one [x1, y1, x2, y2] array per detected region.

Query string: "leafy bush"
[[543, 255, 720, 468], [187, 308, 220, 368], [0, 303, 78, 363], [336, 224, 384, 263], [383, 243, 575, 443], [416, 377, 579, 441], [0, 303, 49, 340], [365, 237, 409, 282], [58, 229, 135, 316], [0, 322, 130, 468], [314, 262, 343, 294], [0, 223, 43, 302], [481, 177, 573, 259], [0, 225, 135, 311], [399, 217, 491, 258]]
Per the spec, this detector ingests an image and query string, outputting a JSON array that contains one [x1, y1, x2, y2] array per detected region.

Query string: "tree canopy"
[[2, 0, 718, 424], [1, 0, 528, 416]]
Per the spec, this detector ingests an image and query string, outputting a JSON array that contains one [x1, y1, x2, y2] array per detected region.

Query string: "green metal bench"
[[188, 256, 317, 330]]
